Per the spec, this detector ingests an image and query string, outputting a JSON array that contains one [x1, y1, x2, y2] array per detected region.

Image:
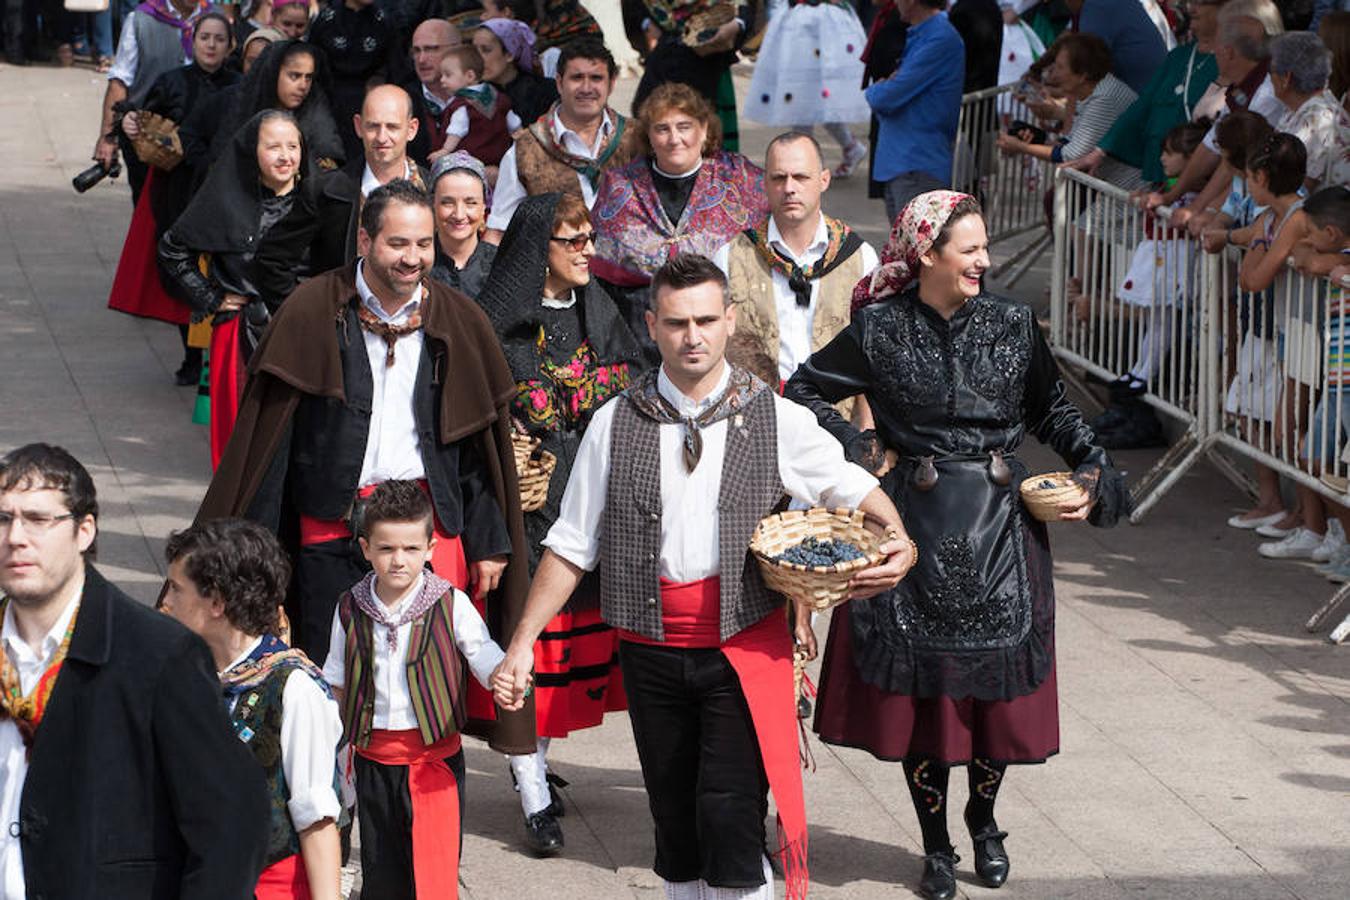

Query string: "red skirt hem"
[[533, 605, 627, 738], [107, 168, 191, 326]]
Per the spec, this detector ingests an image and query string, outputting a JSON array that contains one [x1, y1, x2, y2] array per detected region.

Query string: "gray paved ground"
[[1, 61, 1348, 900]]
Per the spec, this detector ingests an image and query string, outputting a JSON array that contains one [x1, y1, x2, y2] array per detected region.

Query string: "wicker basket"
[[682, 2, 736, 47], [1019, 471, 1088, 522], [511, 432, 556, 513], [131, 111, 184, 171], [749, 507, 885, 611]]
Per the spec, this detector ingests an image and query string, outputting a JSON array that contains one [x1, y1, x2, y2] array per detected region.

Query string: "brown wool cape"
[[198, 262, 537, 754]]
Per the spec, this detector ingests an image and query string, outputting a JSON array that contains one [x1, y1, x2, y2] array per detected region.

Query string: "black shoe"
[[544, 771, 568, 818], [1090, 405, 1130, 432], [969, 823, 1010, 887], [174, 360, 201, 386], [918, 850, 959, 900], [524, 810, 564, 856]]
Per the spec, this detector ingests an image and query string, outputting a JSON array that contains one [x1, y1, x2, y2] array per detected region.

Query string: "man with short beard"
[[200, 181, 538, 760], [0, 443, 268, 899], [311, 83, 429, 274], [404, 17, 462, 165]]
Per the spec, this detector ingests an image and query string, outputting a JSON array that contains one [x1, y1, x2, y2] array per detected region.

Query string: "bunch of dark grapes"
[[775, 536, 865, 568]]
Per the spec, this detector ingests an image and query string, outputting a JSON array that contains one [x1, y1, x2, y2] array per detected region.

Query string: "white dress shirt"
[[360, 159, 419, 198], [222, 639, 343, 832], [487, 109, 615, 230], [543, 364, 878, 580], [322, 574, 506, 730], [1202, 74, 1288, 154], [355, 261, 426, 487], [712, 215, 879, 382], [0, 588, 81, 900]]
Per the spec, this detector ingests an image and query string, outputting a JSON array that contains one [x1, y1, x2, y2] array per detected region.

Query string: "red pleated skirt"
[[106, 168, 190, 326], [813, 605, 1060, 765], [532, 605, 627, 738], [208, 316, 244, 471]]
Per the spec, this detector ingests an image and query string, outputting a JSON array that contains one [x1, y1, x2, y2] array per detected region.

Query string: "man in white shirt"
[[485, 39, 640, 239], [713, 132, 879, 389], [0, 443, 268, 900], [312, 84, 428, 274], [494, 255, 916, 900], [405, 16, 461, 165]]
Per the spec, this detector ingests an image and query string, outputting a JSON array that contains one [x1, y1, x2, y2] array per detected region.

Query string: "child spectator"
[[430, 45, 522, 168], [322, 480, 511, 899], [1292, 186, 1350, 580], [161, 518, 343, 900], [1095, 120, 1211, 449]]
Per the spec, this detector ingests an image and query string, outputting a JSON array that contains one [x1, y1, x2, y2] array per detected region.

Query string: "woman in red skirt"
[[786, 192, 1129, 900], [474, 191, 646, 854]]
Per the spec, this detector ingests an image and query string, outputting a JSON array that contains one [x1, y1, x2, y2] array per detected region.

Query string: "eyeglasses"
[[549, 232, 596, 251], [0, 511, 77, 535]]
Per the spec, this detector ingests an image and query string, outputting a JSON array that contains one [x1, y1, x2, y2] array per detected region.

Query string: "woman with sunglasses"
[[474, 192, 645, 856]]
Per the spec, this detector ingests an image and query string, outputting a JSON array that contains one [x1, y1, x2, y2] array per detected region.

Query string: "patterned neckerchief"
[[745, 214, 859, 307], [625, 365, 767, 471], [527, 107, 628, 189], [356, 284, 425, 367], [220, 633, 329, 700], [350, 571, 453, 651], [0, 599, 79, 754]]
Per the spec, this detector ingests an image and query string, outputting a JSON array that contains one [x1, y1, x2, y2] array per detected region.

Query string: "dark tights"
[[178, 325, 202, 369], [902, 759, 1008, 854]]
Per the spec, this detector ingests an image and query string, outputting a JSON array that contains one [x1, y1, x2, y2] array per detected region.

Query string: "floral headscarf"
[[851, 190, 975, 314], [482, 19, 538, 73], [430, 150, 494, 211]]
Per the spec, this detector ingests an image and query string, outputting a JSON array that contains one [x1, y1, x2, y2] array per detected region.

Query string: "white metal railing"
[[1050, 167, 1350, 643], [952, 85, 1051, 246]]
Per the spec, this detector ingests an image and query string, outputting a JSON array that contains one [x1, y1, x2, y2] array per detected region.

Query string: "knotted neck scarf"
[[356, 277, 427, 367], [136, 0, 207, 60], [850, 189, 974, 314], [219, 633, 329, 701], [625, 366, 768, 471], [0, 598, 79, 755], [745, 214, 863, 307], [349, 571, 454, 651]]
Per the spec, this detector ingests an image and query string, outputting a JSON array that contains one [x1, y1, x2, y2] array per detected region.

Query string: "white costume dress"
[[745, 0, 870, 126]]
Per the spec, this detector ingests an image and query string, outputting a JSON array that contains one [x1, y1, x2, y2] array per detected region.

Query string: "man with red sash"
[[0, 444, 268, 900], [495, 254, 916, 899], [197, 180, 536, 757], [322, 480, 511, 899]]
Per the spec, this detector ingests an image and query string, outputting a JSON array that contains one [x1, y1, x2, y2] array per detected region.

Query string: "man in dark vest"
[[198, 179, 537, 758], [485, 38, 640, 239], [311, 83, 429, 275], [494, 254, 916, 899], [0, 443, 268, 899]]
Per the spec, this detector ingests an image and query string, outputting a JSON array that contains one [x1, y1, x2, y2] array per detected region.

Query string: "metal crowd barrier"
[[1049, 167, 1350, 642], [952, 84, 1053, 283]]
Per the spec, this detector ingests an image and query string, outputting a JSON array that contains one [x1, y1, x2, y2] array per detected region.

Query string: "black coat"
[[18, 565, 269, 899], [310, 157, 432, 276], [948, 0, 1004, 93]]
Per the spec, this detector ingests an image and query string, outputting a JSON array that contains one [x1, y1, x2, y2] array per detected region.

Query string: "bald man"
[[312, 84, 430, 274], [405, 17, 462, 166]]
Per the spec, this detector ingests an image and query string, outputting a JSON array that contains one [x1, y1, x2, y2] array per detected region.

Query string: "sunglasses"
[[549, 232, 596, 251]]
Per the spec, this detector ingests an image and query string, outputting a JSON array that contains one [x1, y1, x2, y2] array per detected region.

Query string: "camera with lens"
[[72, 157, 123, 193]]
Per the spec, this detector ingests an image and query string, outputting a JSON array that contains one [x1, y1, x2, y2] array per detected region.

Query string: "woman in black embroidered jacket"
[[785, 191, 1130, 900]]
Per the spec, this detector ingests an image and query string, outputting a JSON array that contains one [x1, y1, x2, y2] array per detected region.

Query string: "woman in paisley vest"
[[785, 192, 1130, 900], [160, 518, 342, 900], [428, 151, 498, 300], [475, 191, 646, 855], [591, 80, 768, 363]]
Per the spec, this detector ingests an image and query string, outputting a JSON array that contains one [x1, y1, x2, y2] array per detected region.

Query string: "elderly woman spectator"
[[428, 151, 498, 299], [1270, 31, 1350, 189], [995, 33, 1138, 176], [590, 81, 767, 362], [473, 18, 559, 126]]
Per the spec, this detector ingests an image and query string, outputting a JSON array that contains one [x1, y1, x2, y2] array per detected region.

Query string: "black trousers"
[[294, 536, 368, 665], [355, 748, 467, 900], [619, 640, 768, 888]]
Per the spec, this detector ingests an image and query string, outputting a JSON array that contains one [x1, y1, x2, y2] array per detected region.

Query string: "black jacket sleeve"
[[158, 229, 224, 319], [151, 632, 269, 899], [785, 317, 884, 469]]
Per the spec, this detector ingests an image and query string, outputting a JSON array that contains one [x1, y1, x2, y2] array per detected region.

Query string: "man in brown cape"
[[198, 178, 535, 755]]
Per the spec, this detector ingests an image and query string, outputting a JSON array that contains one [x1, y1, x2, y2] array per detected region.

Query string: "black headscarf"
[[477, 193, 643, 382], [210, 39, 345, 166], [171, 109, 319, 256]]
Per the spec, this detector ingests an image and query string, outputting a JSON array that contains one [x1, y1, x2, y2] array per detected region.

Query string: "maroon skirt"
[[813, 604, 1059, 765]]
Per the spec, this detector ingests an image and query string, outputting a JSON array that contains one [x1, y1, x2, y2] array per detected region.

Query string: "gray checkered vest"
[[600, 387, 785, 642]]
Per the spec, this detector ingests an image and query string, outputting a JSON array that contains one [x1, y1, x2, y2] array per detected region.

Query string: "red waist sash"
[[255, 853, 311, 900], [357, 729, 464, 900], [621, 576, 809, 899]]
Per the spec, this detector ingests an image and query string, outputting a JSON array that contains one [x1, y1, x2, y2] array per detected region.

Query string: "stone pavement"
[[1, 61, 1347, 900]]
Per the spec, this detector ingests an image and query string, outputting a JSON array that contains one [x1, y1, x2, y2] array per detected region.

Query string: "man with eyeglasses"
[[0, 443, 269, 900], [404, 17, 463, 166]]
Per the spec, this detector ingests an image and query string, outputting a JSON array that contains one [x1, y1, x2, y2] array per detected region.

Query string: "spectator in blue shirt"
[[1066, 0, 1167, 94], [866, 0, 965, 225]]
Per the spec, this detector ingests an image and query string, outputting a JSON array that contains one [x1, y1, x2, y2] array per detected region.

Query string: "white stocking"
[[700, 856, 776, 899], [664, 880, 702, 900], [507, 736, 552, 817]]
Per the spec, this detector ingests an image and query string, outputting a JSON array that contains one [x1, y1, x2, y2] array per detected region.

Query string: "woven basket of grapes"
[[1019, 471, 1088, 522], [749, 508, 886, 611], [511, 433, 556, 514]]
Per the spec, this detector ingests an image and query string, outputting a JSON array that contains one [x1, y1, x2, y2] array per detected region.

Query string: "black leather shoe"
[[918, 850, 959, 900], [174, 361, 201, 386], [544, 772, 568, 817], [524, 810, 564, 856], [970, 823, 1010, 887]]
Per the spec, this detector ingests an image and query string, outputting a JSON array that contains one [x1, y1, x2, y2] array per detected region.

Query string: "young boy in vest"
[[161, 518, 343, 900], [322, 479, 510, 899], [430, 45, 522, 167]]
